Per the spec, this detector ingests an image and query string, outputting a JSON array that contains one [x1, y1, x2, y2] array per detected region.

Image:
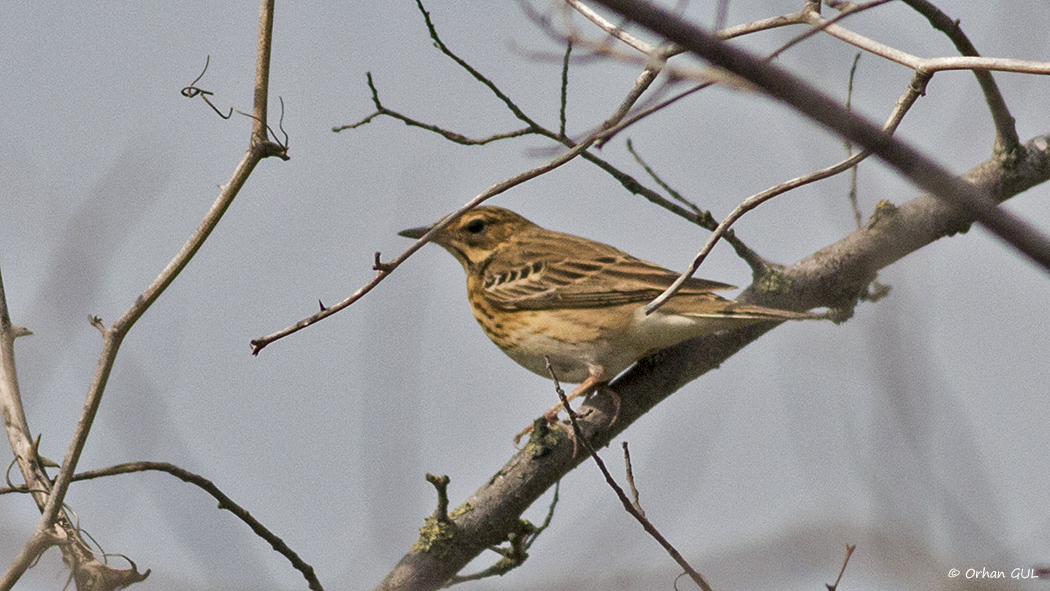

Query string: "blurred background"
[[1, 1, 1048, 589]]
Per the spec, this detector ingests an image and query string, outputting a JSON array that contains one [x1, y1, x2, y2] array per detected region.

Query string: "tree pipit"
[[399, 206, 818, 444]]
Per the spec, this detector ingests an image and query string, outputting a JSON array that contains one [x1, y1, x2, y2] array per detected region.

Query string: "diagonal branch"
[[550, 361, 713, 591], [1, 461, 323, 591], [590, 0, 1050, 298], [646, 68, 932, 312], [370, 128, 1050, 591], [1, 1, 288, 588], [0, 270, 114, 590]]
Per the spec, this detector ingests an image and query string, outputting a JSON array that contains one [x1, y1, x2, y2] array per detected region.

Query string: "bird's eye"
[[466, 219, 486, 234]]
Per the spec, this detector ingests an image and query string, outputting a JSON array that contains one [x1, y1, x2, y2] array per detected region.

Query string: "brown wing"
[[481, 231, 736, 311]]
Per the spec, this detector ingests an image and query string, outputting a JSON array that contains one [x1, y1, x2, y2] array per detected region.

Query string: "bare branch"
[[558, 40, 572, 138], [547, 359, 712, 591], [826, 543, 857, 591], [370, 129, 1050, 591], [621, 442, 645, 518], [2, 1, 287, 587], [647, 68, 933, 312], [804, 7, 1050, 76], [845, 52, 865, 229], [1, 461, 324, 591], [895, 0, 1020, 155], [333, 74, 533, 143], [592, 0, 1050, 278], [565, 0, 661, 55]]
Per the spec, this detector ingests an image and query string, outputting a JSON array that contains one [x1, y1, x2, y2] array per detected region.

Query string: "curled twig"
[[181, 55, 234, 119], [235, 95, 290, 154]]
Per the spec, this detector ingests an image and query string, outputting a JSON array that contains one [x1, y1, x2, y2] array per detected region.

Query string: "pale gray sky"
[[2, 1, 1049, 590]]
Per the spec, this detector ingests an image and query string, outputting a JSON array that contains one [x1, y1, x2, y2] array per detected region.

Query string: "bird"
[[399, 206, 818, 442]]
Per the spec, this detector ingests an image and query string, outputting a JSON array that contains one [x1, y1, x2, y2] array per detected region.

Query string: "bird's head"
[[398, 206, 537, 270]]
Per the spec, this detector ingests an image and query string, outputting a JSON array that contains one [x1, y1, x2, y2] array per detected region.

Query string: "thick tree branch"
[[645, 68, 932, 313], [590, 0, 1050, 280], [372, 131, 1050, 590]]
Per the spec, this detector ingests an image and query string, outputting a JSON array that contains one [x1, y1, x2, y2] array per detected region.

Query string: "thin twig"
[[803, 6, 1050, 76], [626, 139, 704, 216], [590, 0, 890, 148], [826, 543, 857, 591], [559, 40, 572, 138], [845, 52, 864, 229], [621, 442, 645, 518], [770, 0, 896, 62], [895, 0, 1020, 156], [625, 139, 765, 267], [3, 1, 287, 588], [525, 480, 559, 550], [415, 0, 537, 127], [646, 68, 932, 312], [545, 357, 714, 591], [332, 73, 534, 143], [565, 0, 661, 55], [1, 461, 324, 591], [590, 0, 1050, 312]]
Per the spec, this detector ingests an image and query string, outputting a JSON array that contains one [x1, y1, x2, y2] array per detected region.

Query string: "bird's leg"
[[514, 366, 606, 446], [543, 367, 604, 423], [593, 383, 622, 426]]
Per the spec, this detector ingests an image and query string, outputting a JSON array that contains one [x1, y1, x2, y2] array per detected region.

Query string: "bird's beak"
[[398, 225, 432, 239]]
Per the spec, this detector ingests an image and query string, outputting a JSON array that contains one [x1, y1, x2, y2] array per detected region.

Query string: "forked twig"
[[0, 461, 324, 591], [1, 1, 288, 588], [591, 0, 1050, 314], [546, 357, 714, 591], [895, 0, 1019, 155], [333, 73, 533, 144], [646, 67, 932, 313]]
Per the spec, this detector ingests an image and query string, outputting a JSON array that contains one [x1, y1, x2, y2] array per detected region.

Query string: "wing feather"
[[481, 233, 736, 311]]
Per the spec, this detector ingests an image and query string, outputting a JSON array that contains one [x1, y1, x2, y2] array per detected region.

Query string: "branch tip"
[[425, 473, 452, 523]]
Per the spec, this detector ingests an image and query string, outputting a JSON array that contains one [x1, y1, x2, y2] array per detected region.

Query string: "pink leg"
[[514, 365, 606, 446]]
